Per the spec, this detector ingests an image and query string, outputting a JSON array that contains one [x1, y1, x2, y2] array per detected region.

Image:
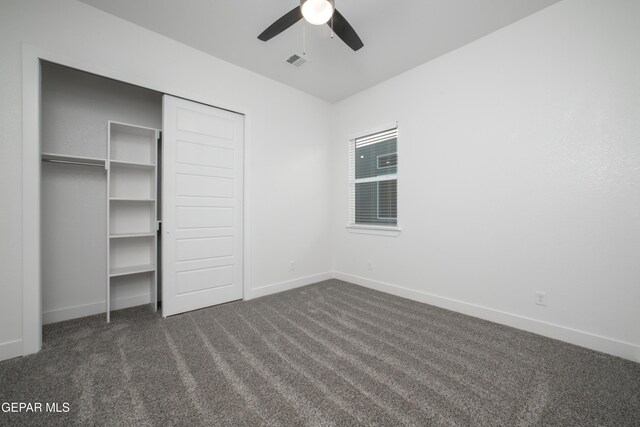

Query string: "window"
[[349, 127, 398, 227]]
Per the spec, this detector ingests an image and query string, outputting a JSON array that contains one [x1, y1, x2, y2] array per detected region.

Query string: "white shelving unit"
[[107, 121, 160, 322]]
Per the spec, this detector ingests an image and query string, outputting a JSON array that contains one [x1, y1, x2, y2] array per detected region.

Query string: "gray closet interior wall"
[[41, 62, 162, 324]]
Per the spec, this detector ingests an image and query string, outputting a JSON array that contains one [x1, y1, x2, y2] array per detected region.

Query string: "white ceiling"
[[77, 0, 562, 103]]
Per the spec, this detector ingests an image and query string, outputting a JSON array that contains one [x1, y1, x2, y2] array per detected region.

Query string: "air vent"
[[285, 53, 309, 68]]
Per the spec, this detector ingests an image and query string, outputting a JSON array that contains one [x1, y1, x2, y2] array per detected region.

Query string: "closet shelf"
[[42, 152, 105, 166], [107, 121, 160, 322], [109, 159, 155, 169], [109, 197, 155, 202], [109, 264, 156, 277], [109, 232, 155, 239]]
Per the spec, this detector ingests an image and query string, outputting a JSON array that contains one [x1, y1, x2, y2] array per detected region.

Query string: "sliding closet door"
[[162, 95, 243, 317]]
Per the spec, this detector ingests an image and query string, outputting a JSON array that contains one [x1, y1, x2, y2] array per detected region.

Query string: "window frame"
[[347, 123, 401, 236]]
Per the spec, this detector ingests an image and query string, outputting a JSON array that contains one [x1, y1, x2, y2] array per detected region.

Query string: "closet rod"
[[41, 159, 104, 168]]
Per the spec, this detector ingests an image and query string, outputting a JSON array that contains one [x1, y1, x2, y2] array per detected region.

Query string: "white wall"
[[332, 0, 640, 362], [0, 0, 332, 360]]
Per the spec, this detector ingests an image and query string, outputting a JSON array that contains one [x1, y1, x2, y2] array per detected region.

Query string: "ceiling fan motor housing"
[[300, 0, 335, 6]]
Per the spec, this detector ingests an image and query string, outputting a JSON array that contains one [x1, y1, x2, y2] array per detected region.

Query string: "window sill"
[[346, 225, 402, 237]]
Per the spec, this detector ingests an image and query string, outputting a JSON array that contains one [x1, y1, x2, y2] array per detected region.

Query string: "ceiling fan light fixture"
[[301, 0, 334, 25]]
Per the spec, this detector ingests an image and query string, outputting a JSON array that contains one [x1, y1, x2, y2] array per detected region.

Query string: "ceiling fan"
[[258, 0, 364, 51]]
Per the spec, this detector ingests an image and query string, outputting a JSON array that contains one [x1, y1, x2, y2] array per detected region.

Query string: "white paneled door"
[[162, 95, 243, 317]]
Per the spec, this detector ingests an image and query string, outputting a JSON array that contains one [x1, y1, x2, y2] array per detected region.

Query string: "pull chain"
[[331, 14, 334, 38], [331, 0, 336, 38], [331, 0, 335, 39], [303, 20, 306, 55]]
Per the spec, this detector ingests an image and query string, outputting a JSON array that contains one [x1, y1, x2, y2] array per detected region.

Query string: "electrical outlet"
[[535, 291, 547, 306], [289, 261, 295, 271], [367, 261, 373, 270]]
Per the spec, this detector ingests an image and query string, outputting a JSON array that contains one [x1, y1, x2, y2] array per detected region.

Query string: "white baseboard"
[[250, 272, 333, 300], [334, 271, 640, 363], [0, 339, 23, 361], [43, 294, 151, 325]]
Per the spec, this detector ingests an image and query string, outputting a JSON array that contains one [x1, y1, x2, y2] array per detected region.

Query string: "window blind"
[[349, 127, 398, 227]]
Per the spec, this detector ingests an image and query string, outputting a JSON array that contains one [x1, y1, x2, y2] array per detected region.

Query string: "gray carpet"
[[1, 280, 639, 426]]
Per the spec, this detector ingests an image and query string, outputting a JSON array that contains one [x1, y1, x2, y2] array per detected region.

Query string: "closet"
[[40, 61, 244, 324]]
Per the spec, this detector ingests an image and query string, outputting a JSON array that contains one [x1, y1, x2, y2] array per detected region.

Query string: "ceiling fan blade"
[[329, 9, 364, 51], [258, 6, 303, 41]]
